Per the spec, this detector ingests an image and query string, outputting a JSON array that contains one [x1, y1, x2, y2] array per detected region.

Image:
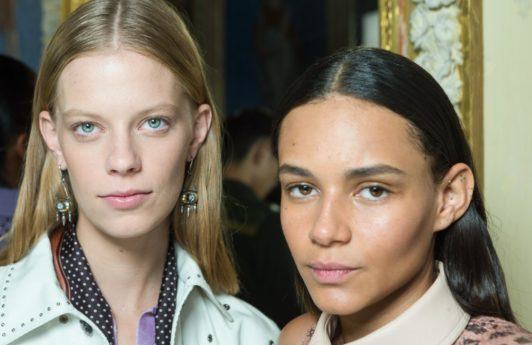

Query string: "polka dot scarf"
[[153, 238, 177, 344], [59, 227, 178, 345]]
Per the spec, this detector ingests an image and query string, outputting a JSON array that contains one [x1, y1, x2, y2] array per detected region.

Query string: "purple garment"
[[0, 187, 18, 237], [136, 307, 157, 345]]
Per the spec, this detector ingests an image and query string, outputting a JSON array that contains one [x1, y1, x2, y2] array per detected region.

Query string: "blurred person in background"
[[223, 107, 299, 327], [0, 55, 35, 238]]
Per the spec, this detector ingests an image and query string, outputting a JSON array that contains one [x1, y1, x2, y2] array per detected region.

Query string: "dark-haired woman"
[[275, 47, 531, 344]]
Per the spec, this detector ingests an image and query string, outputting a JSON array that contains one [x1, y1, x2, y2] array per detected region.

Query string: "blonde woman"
[[0, 0, 279, 344]]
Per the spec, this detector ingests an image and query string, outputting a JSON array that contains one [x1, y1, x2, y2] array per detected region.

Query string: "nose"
[[105, 132, 141, 176], [309, 194, 352, 247]]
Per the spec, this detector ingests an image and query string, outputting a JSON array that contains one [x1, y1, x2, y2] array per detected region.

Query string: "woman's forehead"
[[278, 95, 428, 178], [55, 50, 187, 116]]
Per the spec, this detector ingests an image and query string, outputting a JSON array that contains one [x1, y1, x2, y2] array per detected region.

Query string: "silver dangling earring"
[[179, 159, 198, 217], [56, 169, 73, 227]]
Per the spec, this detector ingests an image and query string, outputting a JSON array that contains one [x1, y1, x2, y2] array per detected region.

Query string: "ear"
[[251, 139, 267, 165], [433, 163, 475, 232], [39, 111, 67, 169], [187, 103, 212, 161], [14, 133, 27, 159]]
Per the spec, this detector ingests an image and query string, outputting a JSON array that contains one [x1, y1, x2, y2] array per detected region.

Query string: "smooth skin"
[[39, 49, 212, 344], [277, 95, 474, 344]]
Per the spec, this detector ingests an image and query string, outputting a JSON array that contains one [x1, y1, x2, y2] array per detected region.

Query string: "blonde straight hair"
[[0, 0, 238, 294]]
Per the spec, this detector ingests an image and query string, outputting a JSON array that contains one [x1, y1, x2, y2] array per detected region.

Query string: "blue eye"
[[142, 117, 169, 131], [73, 122, 98, 136], [287, 184, 318, 199], [359, 185, 389, 201], [148, 118, 162, 128]]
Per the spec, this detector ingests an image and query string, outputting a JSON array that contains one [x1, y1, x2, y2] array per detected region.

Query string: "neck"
[[339, 259, 436, 342], [76, 217, 169, 316]]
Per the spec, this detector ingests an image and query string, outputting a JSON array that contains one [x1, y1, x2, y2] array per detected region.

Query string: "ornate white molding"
[[381, 0, 483, 185], [410, 0, 463, 115]]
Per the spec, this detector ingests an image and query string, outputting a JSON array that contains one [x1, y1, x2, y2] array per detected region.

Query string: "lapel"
[[0, 234, 81, 344], [173, 243, 233, 323], [1, 233, 233, 345]]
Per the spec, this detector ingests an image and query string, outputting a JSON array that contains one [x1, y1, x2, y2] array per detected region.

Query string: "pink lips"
[[309, 262, 359, 284], [99, 190, 152, 210]]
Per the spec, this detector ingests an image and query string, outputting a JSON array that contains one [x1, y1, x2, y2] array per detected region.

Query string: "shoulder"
[[216, 294, 281, 341], [455, 316, 532, 344], [279, 312, 318, 345]]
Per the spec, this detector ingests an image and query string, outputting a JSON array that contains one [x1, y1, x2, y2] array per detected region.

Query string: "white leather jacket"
[[0, 234, 280, 344]]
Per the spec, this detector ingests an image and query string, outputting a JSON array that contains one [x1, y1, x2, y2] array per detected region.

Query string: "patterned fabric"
[[455, 316, 532, 344], [58, 226, 177, 345], [154, 238, 177, 345]]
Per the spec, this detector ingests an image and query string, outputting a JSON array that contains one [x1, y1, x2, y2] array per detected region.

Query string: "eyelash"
[[71, 122, 101, 137], [358, 185, 390, 202], [286, 183, 318, 199], [70, 117, 171, 138], [285, 183, 391, 202], [139, 117, 170, 132]]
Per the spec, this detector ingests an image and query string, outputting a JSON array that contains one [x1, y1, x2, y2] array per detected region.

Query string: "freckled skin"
[[39, 50, 212, 345], [278, 95, 440, 340], [44, 50, 200, 241]]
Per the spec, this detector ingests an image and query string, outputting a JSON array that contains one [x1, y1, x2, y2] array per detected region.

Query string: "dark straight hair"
[[272, 47, 515, 322]]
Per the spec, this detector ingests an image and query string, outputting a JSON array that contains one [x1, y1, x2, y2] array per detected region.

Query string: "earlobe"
[[39, 111, 66, 169], [433, 163, 475, 232], [188, 104, 212, 160], [250, 140, 265, 165]]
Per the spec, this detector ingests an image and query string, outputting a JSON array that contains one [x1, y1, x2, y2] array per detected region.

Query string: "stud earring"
[[179, 159, 198, 217], [56, 169, 73, 227]]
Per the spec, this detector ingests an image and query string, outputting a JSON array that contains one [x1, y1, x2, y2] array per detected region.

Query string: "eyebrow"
[[61, 103, 182, 119], [345, 165, 406, 179], [278, 163, 405, 179], [278, 164, 314, 178]]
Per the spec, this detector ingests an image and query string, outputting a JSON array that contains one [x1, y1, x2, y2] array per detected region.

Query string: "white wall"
[[484, 0, 532, 328]]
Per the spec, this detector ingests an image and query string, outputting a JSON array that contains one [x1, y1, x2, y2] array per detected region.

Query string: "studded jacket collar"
[[0, 232, 279, 345]]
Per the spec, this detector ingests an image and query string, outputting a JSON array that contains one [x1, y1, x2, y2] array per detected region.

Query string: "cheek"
[[357, 200, 436, 267], [280, 205, 296, 249], [59, 142, 103, 197], [143, 137, 190, 190], [280, 200, 312, 260]]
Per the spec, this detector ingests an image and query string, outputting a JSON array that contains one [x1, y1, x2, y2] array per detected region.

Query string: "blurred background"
[[1, 0, 531, 329]]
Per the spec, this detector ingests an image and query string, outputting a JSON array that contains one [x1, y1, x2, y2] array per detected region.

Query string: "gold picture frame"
[[379, 0, 484, 187], [61, 0, 88, 19]]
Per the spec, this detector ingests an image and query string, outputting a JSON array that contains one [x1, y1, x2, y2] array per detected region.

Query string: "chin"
[[93, 214, 169, 241], [310, 286, 370, 316]]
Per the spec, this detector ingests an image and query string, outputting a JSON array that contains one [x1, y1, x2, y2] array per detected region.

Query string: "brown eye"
[[369, 186, 384, 197], [359, 185, 389, 201], [298, 185, 313, 195], [288, 184, 317, 198]]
